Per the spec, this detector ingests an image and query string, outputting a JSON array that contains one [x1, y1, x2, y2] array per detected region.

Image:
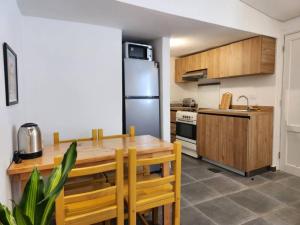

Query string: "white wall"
[[21, 17, 122, 145], [152, 37, 171, 141], [0, 0, 24, 206]]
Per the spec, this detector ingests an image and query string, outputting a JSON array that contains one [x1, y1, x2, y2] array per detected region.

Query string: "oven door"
[[176, 121, 197, 143]]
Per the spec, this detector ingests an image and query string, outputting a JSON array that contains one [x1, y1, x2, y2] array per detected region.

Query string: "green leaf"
[[42, 142, 77, 201], [19, 168, 40, 224], [38, 142, 77, 225], [33, 178, 45, 225], [0, 203, 16, 225], [13, 205, 32, 225]]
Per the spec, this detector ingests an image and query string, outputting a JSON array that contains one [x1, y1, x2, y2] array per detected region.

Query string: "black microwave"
[[123, 42, 153, 61]]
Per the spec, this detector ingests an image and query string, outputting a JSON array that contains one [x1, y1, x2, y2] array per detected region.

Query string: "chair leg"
[[173, 201, 180, 225], [152, 208, 159, 225], [138, 213, 150, 225]]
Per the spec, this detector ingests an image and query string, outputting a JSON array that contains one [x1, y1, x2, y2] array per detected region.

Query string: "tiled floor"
[[180, 155, 300, 225]]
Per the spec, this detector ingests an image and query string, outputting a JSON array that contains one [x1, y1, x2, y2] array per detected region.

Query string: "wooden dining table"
[[7, 135, 174, 225]]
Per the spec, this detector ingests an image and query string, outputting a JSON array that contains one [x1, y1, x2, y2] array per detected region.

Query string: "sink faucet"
[[237, 95, 250, 110]]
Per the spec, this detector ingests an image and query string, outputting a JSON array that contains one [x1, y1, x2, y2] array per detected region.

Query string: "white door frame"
[[280, 31, 300, 176]]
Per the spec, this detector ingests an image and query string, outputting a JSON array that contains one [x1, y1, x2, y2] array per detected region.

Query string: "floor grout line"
[[180, 157, 299, 225]]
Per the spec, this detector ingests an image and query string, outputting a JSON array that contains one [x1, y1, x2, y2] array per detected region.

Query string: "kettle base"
[[19, 151, 43, 159]]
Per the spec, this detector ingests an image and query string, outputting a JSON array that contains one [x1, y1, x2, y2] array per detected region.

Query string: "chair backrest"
[[55, 149, 124, 225], [53, 129, 98, 145], [128, 141, 182, 225], [98, 126, 135, 140]]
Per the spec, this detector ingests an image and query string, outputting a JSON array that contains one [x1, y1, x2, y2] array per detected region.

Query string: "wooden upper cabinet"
[[174, 35, 276, 82], [175, 57, 187, 83], [207, 48, 221, 79]]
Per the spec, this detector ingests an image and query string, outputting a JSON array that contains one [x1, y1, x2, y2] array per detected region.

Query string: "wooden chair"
[[127, 141, 182, 225], [55, 149, 124, 225], [53, 129, 98, 145], [53, 129, 107, 193], [98, 126, 135, 140]]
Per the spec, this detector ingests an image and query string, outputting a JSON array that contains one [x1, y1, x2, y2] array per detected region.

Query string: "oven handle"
[[176, 120, 197, 125]]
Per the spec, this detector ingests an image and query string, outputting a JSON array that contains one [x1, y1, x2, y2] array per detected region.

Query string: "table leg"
[[163, 162, 171, 225]]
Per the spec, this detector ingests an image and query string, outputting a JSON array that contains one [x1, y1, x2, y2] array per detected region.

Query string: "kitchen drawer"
[[170, 110, 177, 123], [171, 122, 176, 135]]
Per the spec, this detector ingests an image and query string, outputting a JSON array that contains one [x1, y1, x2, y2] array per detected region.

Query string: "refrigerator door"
[[124, 58, 159, 97], [125, 98, 160, 138]]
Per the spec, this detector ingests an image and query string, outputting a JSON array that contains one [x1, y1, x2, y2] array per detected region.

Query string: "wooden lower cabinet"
[[197, 113, 273, 173], [219, 116, 248, 171]]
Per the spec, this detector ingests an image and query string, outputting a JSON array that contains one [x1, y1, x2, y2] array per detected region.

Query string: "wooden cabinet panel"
[[186, 53, 202, 71], [175, 57, 187, 83], [175, 36, 276, 82], [200, 51, 208, 70], [219, 116, 248, 171], [260, 36, 276, 74], [207, 48, 221, 79], [241, 36, 262, 75], [170, 111, 177, 123], [197, 114, 220, 161], [171, 123, 176, 135], [197, 111, 273, 173]]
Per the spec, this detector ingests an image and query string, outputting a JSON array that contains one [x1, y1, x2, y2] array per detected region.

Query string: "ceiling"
[[241, 0, 300, 22], [17, 0, 256, 57]]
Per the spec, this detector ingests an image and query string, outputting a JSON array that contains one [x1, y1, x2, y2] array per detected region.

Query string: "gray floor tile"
[[202, 175, 245, 194], [182, 155, 202, 169], [256, 182, 300, 204], [195, 197, 255, 225], [279, 176, 300, 191], [263, 207, 300, 225], [223, 172, 268, 187], [181, 172, 196, 185], [260, 171, 292, 181], [181, 207, 216, 225], [241, 218, 272, 225], [181, 196, 190, 209], [183, 166, 218, 180], [182, 181, 220, 204], [229, 189, 281, 214], [290, 201, 300, 213]]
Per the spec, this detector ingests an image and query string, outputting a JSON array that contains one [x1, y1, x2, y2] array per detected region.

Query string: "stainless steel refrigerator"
[[123, 58, 160, 138]]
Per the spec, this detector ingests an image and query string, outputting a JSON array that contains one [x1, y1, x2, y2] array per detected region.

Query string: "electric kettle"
[[17, 123, 43, 159]]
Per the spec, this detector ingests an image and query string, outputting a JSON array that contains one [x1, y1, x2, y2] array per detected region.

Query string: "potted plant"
[[0, 142, 77, 225]]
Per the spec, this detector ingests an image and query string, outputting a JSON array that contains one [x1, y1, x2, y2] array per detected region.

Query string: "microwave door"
[[124, 58, 159, 97]]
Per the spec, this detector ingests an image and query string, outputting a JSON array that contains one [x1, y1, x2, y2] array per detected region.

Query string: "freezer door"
[[124, 58, 159, 97], [125, 98, 160, 138]]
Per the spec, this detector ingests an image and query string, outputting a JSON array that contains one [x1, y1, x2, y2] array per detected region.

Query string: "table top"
[[7, 135, 173, 176]]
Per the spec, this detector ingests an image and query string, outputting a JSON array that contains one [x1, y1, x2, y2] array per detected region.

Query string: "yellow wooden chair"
[[55, 149, 124, 225], [53, 129, 107, 194], [98, 126, 135, 140], [127, 141, 182, 225], [53, 129, 98, 145]]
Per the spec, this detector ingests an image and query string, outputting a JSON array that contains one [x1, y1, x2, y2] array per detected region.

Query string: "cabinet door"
[[207, 48, 221, 79], [242, 36, 262, 75], [187, 53, 201, 71], [197, 114, 220, 161], [175, 57, 187, 83], [219, 116, 248, 171], [200, 51, 208, 70]]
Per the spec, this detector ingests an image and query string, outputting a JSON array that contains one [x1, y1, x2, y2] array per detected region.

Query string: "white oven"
[[176, 111, 198, 158]]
